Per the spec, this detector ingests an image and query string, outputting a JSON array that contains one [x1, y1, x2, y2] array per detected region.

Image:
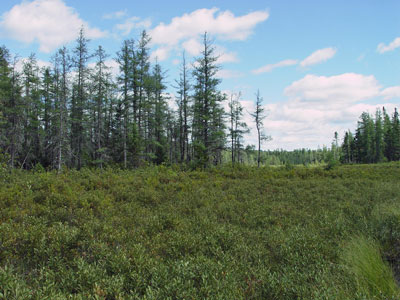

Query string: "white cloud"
[[0, 0, 106, 53], [262, 102, 399, 150], [217, 69, 243, 79], [252, 59, 298, 74], [181, 39, 238, 63], [149, 8, 268, 46], [115, 17, 151, 36], [15, 57, 52, 73], [103, 10, 128, 20], [182, 38, 203, 56], [300, 47, 337, 67], [150, 47, 171, 62], [381, 86, 400, 100], [253, 73, 398, 150], [215, 46, 238, 64], [377, 37, 400, 54], [284, 73, 381, 106]]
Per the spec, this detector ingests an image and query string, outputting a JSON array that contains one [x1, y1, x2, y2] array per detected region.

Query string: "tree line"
[[0, 29, 270, 170], [340, 107, 400, 164]]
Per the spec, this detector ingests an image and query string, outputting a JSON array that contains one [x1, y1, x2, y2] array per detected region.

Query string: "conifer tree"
[[374, 108, 384, 162], [251, 90, 270, 167], [175, 52, 191, 163], [192, 32, 225, 167], [228, 92, 248, 164], [392, 108, 400, 161], [71, 27, 91, 169], [92, 45, 111, 168], [383, 107, 393, 161]]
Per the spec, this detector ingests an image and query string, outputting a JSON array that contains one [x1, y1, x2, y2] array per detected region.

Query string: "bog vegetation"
[[1, 163, 400, 299]]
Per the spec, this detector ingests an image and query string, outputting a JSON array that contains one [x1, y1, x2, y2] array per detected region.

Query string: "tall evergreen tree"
[[71, 27, 91, 169], [116, 39, 135, 168], [92, 45, 111, 168], [383, 107, 394, 161], [251, 90, 270, 167], [228, 92, 248, 164], [392, 108, 400, 161], [374, 108, 384, 163], [175, 52, 191, 163], [192, 32, 225, 167]]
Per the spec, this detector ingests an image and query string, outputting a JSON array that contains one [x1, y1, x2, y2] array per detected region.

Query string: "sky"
[[1, 0, 400, 150]]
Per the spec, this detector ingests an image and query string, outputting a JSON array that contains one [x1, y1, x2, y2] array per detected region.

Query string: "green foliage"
[[0, 163, 399, 298], [341, 107, 400, 164], [342, 236, 399, 299]]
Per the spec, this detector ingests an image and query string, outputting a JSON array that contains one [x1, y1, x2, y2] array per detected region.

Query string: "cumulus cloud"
[[377, 37, 400, 53], [149, 8, 269, 46], [150, 47, 171, 62], [263, 101, 399, 150], [284, 73, 381, 106], [255, 73, 398, 150], [115, 17, 151, 36], [215, 46, 238, 64], [182, 38, 203, 56], [252, 59, 298, 74], [15, 57, 52, 73], [0, 0, 106, 53], [381, 86, 400, 100], [300, 47, 337, 67], [147, 8, 267, 62]]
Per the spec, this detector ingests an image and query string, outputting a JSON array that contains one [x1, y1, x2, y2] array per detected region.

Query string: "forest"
[[1, 28, 400, 171], [0, 29, 250, 171]]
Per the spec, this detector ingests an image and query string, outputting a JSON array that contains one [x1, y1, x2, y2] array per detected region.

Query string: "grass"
[[342, 236, 399, 299], [0, 163, 399, 299]]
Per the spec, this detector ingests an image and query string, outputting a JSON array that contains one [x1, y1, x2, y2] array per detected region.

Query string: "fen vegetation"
[[0, 163, 399, 299]]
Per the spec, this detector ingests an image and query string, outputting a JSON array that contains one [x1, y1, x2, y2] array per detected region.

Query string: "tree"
[[251, 90, 271, 167], [151, 61, 168, 164], [392, 108, 400, 161], [383, 107, 393, 161], [55, 46, 71, 171], [192, 32, 226, 167], [21, 54, 42, 168], [116, 39, 135, 168], [91, 45, 111, 168], [374, 108, 384, 163], [341, 130, 355, 163], [228, 92, 248, 164], [175, 52, 191, 163], [0, 46, 23, 168], [71, 27, 91, 169]]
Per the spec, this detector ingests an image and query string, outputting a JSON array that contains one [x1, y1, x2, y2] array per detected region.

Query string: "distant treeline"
[[341, 107, 400, 164], [222, 147, 333, 166]]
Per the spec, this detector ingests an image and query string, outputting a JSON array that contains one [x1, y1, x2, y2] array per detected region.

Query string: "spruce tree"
[[192, 32, 225, 167], [392, 108, 400, 160], [71, 27, 91, 169], [251, 90, 270, 167]]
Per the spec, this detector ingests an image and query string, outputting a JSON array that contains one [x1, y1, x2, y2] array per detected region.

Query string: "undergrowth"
[[0, 163, 399, 299]]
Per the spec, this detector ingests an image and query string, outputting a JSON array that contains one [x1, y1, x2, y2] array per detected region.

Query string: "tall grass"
[[342, 236, 399, 299]]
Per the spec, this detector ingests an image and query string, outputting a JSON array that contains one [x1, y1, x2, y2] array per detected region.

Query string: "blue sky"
[[1, 0, 400, 150]]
